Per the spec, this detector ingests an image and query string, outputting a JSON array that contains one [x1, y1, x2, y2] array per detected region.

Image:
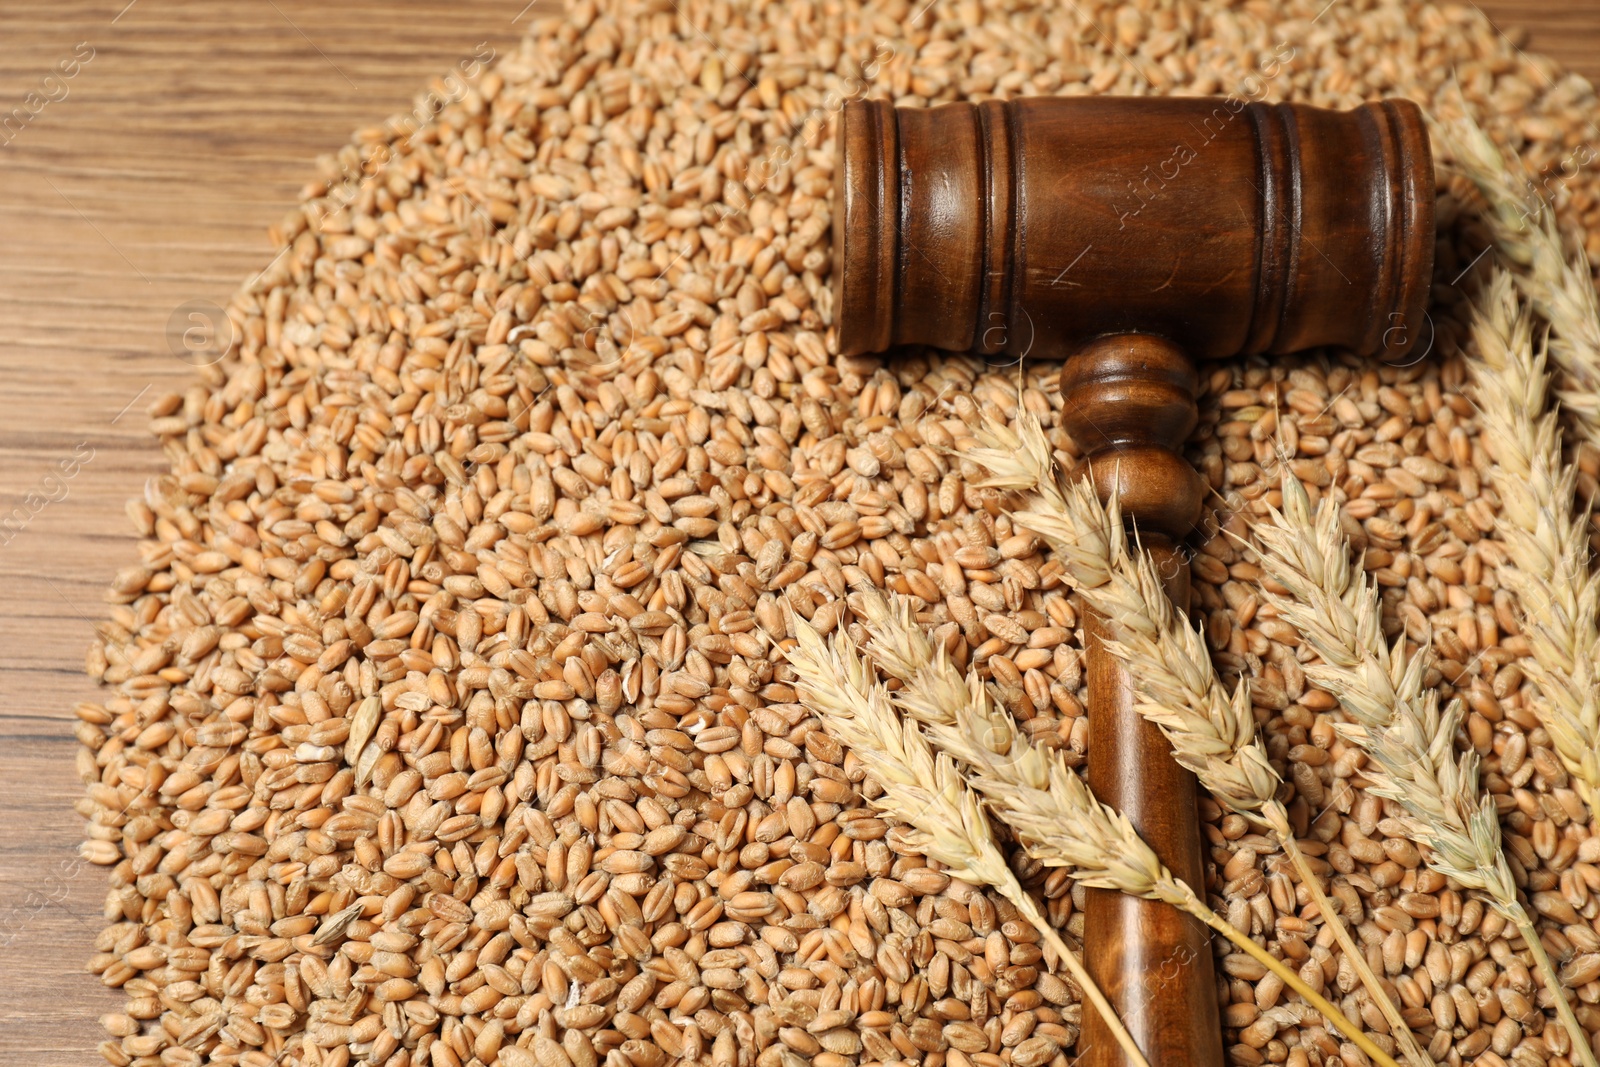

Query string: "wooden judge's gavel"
[[832, 96, 1435, 1066]]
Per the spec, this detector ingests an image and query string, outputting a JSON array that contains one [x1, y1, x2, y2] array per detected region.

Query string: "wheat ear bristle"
[[1437, 112, 1600, 456], [857, 589, 1195, 910], [1253, 471, 1600, 1067], [1467, 268, 1600, 811], [968, 414, 1279, 819], [782, 614, 1154, 1067]]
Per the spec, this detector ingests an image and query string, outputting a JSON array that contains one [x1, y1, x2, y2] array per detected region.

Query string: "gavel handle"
[[1062, 335, 1223, 1067], [1079, 546, 1223, 1067]]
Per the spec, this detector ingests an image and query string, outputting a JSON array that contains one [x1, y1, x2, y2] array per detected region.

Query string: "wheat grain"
[[1254, 471, 1600, 1067]]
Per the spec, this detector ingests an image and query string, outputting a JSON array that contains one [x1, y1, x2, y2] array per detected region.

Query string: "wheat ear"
[[1253, 472, 1600, 1067], [782, 614, 1153, 1067], [1437, 112, 1600, 454], [967, 413, 1434, 1067], [854, 590, 1409, 1067], [1467, 268, 1600, 810]]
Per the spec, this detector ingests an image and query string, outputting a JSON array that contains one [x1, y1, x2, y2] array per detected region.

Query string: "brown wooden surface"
[[0, 2, 1593, 1065]]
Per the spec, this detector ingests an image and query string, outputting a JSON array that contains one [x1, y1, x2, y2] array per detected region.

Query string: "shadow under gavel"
[[831, 95, 1435, 1067]]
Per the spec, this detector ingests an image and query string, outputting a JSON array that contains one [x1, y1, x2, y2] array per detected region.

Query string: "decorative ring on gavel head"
[[832, 96, 1435, 363]]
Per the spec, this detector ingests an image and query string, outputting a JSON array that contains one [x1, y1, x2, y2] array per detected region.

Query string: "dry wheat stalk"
[[782, 614, 1153, 1067], [968, 414, 1434, 1067], [1253, 472, 1600, 1067], [1438, 112, 1600, 453], [970, 414, 1278, 820], [856, 590, 1196, 910], [851, 589, 1409, 1067], [1466, 269, 1600, 811]]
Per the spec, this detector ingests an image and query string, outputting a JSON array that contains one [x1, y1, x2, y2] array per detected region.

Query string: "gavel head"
[[831, 96, 1435, 364]]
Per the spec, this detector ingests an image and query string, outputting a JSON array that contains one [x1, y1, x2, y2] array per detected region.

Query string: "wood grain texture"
[[0, 2, 1591, 1064], [1471, 0, 1600, 87]]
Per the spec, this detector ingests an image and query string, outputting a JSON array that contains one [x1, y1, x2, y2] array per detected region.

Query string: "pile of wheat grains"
[[73, 1, 1600, 1066]]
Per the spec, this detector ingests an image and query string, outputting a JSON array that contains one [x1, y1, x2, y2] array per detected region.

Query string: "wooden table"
[[0, 1, 1593, 1062]]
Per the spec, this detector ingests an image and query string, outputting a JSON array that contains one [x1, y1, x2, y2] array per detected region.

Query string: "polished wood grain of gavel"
[[831, 96, 1435, 1066]]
